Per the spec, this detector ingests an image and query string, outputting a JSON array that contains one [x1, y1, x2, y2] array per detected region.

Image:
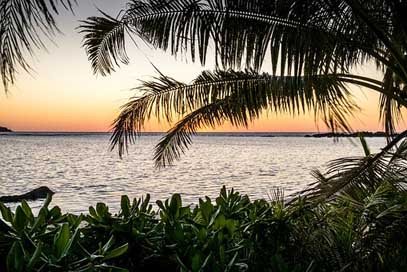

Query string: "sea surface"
[[0, 133, 386, 214]]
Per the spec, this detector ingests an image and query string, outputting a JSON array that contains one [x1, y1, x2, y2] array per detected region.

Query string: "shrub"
[[1, 185, 407, 271]]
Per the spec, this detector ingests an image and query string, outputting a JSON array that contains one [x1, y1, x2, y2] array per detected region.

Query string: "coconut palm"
[[80, 0, 407, 196], [0, 0, 76, 92]]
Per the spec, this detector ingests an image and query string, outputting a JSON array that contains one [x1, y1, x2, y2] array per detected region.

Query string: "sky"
[[0, 0, 402, 132]]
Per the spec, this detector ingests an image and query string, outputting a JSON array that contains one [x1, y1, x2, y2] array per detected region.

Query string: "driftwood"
[[0, 186, 54, 203]]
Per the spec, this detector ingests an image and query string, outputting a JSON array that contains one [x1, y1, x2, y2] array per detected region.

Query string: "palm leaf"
[[80, 0, 397, 77], [306, 131, 407, 201], [153, 92, 262, 167], [0, 0, 76, 92], [379, 67, 404, 137], [79, 11, 130, 76], [343, 0, 407, 81], [110, 69, 361, 166]]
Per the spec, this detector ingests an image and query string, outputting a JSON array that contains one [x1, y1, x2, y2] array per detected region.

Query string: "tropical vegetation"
[[2, 0, 407, 271]]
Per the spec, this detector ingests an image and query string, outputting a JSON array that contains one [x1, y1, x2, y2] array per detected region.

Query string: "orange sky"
[[0, 1, 404, 133]]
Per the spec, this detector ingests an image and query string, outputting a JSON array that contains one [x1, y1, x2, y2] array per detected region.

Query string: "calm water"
[[0, 133, 386, 214]]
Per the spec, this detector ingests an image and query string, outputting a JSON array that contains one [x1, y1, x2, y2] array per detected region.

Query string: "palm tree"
[[0, 0, 76, 93], [80, 0, 407, 196]]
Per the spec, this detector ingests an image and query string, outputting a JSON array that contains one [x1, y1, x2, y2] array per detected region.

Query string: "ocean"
[[0, 133, 386, 213]]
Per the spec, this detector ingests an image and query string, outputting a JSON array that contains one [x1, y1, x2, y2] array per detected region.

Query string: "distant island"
[[0, 126, 12, 132], [305, 131, 397, 138]]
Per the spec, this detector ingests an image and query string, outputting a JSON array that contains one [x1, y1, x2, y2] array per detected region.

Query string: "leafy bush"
[[0, 196, 128, 272], [1, 183, 407, 272]]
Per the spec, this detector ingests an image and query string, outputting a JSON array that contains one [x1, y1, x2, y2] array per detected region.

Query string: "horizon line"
[[1, 130, 391, 134]]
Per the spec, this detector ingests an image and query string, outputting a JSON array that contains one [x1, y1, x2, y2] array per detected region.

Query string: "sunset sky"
[[0, 0, 402, 133]]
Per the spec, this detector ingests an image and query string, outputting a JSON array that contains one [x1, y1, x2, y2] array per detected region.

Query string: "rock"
[[0, 186, 54, 203], [0, 126, 12, 132]]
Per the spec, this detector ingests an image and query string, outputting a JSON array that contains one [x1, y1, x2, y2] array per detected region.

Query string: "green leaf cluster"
[[0, 195, 128, 272]]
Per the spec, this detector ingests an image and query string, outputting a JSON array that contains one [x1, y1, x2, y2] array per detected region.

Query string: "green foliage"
[[0, 194, 128, 271], [1, 182, 407, 271]]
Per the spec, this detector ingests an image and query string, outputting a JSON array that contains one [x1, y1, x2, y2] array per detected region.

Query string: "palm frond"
[[80, 0, 395, 77], [110, 69, 361, 166], [307, 131, 407, 201], [153, 91, 263, 167], [79, 11, 130, 76], [343, 0, 407, 81], [152, 99, 231, 167], [0, 0, 76, 92], [379, 68, 404, 137]]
